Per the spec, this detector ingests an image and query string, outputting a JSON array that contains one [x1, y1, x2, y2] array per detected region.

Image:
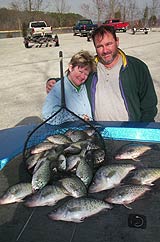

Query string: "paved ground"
[[0, 30, 160, 130]]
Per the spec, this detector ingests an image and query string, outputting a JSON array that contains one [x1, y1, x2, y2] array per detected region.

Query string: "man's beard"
[[99, 50, 118, 65]]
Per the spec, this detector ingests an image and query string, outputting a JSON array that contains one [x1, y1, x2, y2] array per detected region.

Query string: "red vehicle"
[[103, 18, 129, 32]]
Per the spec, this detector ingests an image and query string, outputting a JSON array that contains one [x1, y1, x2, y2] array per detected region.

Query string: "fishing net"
[[22, 51, 107, 162]]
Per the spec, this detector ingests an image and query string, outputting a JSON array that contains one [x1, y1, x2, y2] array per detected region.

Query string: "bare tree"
[[118, 0, 139, 27], [81, 0, 108, 23], [93, 0, 108, 24], [52, 0, 71, 28], [54, 0, 71, 13], [118, 0, 129, 21], [10, 0, 45, 11], [150, 0, 160, 17], [10, 0, 24, 11], [106, 0, 120, 18], [81, 3, 91, 18]]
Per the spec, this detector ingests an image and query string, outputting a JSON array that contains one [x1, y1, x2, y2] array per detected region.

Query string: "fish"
[[25, 152, 45, 170], [24, 184, 68, 207], [30, 141, 56, 154], [65, 130, 90, 142], [130, 167, 160, 185], [83, 128, 96, 136], [46, 145, 64, 162], [66, 154, 81, 171], [57, 154, 67, 171], [88, 164, 135, 193], [105, 184, 150, 208], [0, 183, 32, 205], [114, 143, 153, 161], [48, 197, 112, 223], [47, 134, 72, 145], [64, 139, 99, 155], [31, 157, 52, 191], [65, 128, 96, 138], [86, 148, 105, 167], [76, 156, 93, 188], [59, 175, 87, 198]]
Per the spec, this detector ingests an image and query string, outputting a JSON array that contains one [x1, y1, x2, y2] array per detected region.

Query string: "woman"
[[42, 50, 96, 125]]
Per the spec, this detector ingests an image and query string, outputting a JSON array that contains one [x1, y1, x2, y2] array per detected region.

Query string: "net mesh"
[[22, 51, 107, 162], [22, 109, 107, 162]]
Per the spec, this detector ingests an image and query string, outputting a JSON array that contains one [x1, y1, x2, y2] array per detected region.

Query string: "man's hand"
[[82, 114, 90, 121], [46, 79, 57, 94]]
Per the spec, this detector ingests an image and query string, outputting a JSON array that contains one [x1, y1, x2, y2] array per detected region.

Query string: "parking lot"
[[0, 29, 160, 242], [0, 30, 160, 130]]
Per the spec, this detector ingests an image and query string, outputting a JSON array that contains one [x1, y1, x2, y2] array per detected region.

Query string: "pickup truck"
[[103, 19, 129, 32], [73, 19, 98, 37], [23, 21, 59, 48]]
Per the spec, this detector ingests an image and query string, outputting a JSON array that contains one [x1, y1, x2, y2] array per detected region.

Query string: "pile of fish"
[[0, 128, 160, 223]]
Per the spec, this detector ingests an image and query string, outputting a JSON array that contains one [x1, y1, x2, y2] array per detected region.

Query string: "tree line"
[[0, 8, 82, 31], [0, 0, 160, 32]]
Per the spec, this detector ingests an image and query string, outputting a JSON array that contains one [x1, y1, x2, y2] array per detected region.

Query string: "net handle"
[[59, 51, 66, 108]]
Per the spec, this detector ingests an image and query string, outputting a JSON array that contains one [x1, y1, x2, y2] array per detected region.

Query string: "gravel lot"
[[0, 30, 160, 130]]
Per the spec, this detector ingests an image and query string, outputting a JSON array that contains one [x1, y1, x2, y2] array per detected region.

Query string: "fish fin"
[[73, 218, 84, 223], [134, 162, 147, 169], [149, 144, 160, 151], [133, 158, 140, 162], [56, 181, 70, 195], [123, 203, 132, 209], [149, 183, 155, 186]]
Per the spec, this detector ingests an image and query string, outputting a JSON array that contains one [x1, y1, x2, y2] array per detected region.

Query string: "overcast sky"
[[0, 0, 153, 14]]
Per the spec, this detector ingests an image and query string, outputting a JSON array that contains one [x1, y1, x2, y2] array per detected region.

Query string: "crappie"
[[24, 184, 68, 207], [87, 148, 105, 167], [84, 128, 96, 136], [105, 184, 150, 207], [32, 157, 52, 191], [59, 176, 87, 198], [46, 146, 62, 162], [64, 140, 99, 155], [66, 154, 81, 171], [88, 164, 135, 193], [66, 130, 90, 142], [31, 141, 56, 154], [25, 152, 45, 170], [57, 154, 67, 171], [47, 134, 72, 145], [63, 140, 87, 154], [114, 143, 153, 161], [0, 183, 32, 205], [48, 197, 112, 223], [130, 167, 160, 185], [76, 157, 93, 188]]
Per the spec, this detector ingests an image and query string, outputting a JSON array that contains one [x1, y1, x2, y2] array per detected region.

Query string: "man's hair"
[[92, 25, 117, 44]]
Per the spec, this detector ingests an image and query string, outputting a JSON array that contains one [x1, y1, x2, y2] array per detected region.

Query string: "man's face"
[[94, 32, 119, 66]]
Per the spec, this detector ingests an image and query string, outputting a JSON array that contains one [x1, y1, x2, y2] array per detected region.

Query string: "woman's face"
[[68, 65, 91, 86]]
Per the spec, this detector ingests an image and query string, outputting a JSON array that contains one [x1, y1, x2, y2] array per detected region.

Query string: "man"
[[46, 25, 157, 122]]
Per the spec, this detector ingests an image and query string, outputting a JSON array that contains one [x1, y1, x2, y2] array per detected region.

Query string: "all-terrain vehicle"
[[22, 21, 59, 48]]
